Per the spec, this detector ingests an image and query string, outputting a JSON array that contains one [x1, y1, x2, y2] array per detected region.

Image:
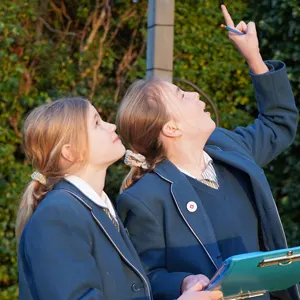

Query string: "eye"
[[95, 119, 101, 127], [181, 92, 185, 99]]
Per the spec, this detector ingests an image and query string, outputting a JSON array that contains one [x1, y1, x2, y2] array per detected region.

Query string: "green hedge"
[[0, 1, 299, 298], [248, 0, 300, 245]]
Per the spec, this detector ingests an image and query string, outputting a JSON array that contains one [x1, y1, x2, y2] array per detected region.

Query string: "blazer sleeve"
[[118, 191, 192, 300], [219, 60, 298, 167], [21, 192, 104, 300]]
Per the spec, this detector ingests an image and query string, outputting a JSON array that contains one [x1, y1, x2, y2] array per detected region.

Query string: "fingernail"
[[215, 291, 223, 298]]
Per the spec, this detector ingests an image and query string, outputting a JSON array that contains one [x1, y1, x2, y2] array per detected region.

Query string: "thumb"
[[247, 21, 257, 35], [188, 281, 204, 292], [209, 290, 223, 299]]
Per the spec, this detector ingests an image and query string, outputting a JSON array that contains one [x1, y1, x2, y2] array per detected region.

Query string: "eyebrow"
[[176, 87, 181, 95], [93, 113, 102, 122]]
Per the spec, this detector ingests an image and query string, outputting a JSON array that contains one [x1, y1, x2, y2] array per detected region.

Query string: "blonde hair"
[[116, 80, 171, 191], [15, 97, 90, 242]]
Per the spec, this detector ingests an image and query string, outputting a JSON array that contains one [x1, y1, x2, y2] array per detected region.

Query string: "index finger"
[[221, 5, 235, 27]]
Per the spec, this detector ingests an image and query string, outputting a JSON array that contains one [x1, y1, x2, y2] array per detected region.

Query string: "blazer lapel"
[[118, 216, 146, 270], [205, 145, 264, 179], [205, 144, 273, 212], [154, 160, 222, 270], [54, 181, 147, 278], [205, 145, 288, 250]]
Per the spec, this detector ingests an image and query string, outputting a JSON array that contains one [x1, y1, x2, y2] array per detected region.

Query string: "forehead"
[[88, 104, 102, 124], [162, 81, 178, 94], [159, 82, 183, 118], [88, 104, 99, 116]]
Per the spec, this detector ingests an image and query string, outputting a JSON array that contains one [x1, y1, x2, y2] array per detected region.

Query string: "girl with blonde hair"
[[116, 6, 299, 300], [17, 97, 223, 300]]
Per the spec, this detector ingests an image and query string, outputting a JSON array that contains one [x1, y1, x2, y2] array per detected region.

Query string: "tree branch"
[[36, 0, 49, 38], [89, 1, 111, 100], [107, 8, 137, 46], [114, 28, 146, 103], [83, 6, 106, 52], [39, 17, 77, 36]]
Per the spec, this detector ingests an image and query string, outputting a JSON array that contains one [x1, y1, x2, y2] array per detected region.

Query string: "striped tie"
[[201, 161, 219, 190], [103, 208, 120, 232]]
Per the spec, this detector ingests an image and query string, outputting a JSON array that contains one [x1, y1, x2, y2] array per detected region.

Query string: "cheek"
[[100, 134, 113, 151], [89, 131, 110, 152], [187, 102, 201, 120]]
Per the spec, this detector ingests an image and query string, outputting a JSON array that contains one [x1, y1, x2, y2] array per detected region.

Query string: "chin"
[[202, 121, 216, 139], [106, 146, 126, 166], [120, 143, 126, 154], [116, 145, 126, 160], [210, 120, 217, 130]]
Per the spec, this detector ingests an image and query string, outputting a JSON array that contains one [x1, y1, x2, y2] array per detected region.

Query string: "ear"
[[61, 144, 76, 163], [161, 120, 182, 138]]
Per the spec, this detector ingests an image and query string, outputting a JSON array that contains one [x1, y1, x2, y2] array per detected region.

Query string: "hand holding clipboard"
[[205, 246, 300, 299]]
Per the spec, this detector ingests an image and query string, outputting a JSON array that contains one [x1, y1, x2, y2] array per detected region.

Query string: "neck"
[[73, 165, 107, 197], [167, 139, 207, 178]]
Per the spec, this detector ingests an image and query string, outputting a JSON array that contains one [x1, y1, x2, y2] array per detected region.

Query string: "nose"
[[105, 122, 116, 132], [110, 123, 117, 132], [200, 100, 206, 109], [193, 92, 200, 100]]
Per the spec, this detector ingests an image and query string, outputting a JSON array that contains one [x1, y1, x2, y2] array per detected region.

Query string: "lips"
[[113, 135, 120, 143]]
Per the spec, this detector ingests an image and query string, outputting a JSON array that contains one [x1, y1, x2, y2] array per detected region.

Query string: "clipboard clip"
[[258, 250, 300, 268], [224, 290, 267, 300]]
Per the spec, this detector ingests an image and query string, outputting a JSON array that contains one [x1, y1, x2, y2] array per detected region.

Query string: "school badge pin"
[[187, 201, 197, 212]]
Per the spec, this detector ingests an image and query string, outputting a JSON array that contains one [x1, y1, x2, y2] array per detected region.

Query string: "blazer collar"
[[53, 180, 147, 278], [153, 148, 272, 269], [205, 145, 263, 177], [204, 145, 276, 213], [154, 146, 265, 185], [205, 146, 288, 250], [154, 147, 284, 261], [154, 160, 222, 269]]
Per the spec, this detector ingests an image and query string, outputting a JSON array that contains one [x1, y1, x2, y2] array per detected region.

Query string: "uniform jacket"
[[118, 61, 300, 300], [18, 180, 152, 300]]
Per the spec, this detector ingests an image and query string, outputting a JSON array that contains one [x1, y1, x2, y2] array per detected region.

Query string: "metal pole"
[[146, 0, 174, 82]]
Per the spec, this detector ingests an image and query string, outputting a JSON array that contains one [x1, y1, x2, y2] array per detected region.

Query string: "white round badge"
[[187, 201, 197, 212]]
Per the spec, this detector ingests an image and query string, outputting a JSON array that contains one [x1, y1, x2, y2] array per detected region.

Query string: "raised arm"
[[218, 6, 298, 166], [225, 61, 298, 166]]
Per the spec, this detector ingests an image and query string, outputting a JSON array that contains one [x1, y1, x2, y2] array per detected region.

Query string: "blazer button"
[[131, 282, 143, 292]]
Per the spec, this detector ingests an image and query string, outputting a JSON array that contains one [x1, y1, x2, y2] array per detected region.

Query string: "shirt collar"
[[177, 151, 214, 180], [203, 151, 213, 166], [65, 175, 111, 210]]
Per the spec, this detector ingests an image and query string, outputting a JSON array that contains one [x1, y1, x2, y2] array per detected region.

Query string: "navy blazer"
[[117, 61, 300, 300], [18, 180, 152, 300]]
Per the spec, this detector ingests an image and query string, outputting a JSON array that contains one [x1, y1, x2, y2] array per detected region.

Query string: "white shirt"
[[65, 175, 117, 219]]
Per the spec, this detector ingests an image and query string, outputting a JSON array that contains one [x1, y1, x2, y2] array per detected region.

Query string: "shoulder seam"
[[217, 128, 253, 158], [120, 191, 163, 230]]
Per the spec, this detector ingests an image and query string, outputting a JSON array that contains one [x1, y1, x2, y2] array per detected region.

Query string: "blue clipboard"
[[205, 246, 300, 299]]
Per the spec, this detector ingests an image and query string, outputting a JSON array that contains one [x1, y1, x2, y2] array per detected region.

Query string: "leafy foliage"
[[248, 0, 300, 246], [0, 0, 147, 297], [0, 0, 299, 298]]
